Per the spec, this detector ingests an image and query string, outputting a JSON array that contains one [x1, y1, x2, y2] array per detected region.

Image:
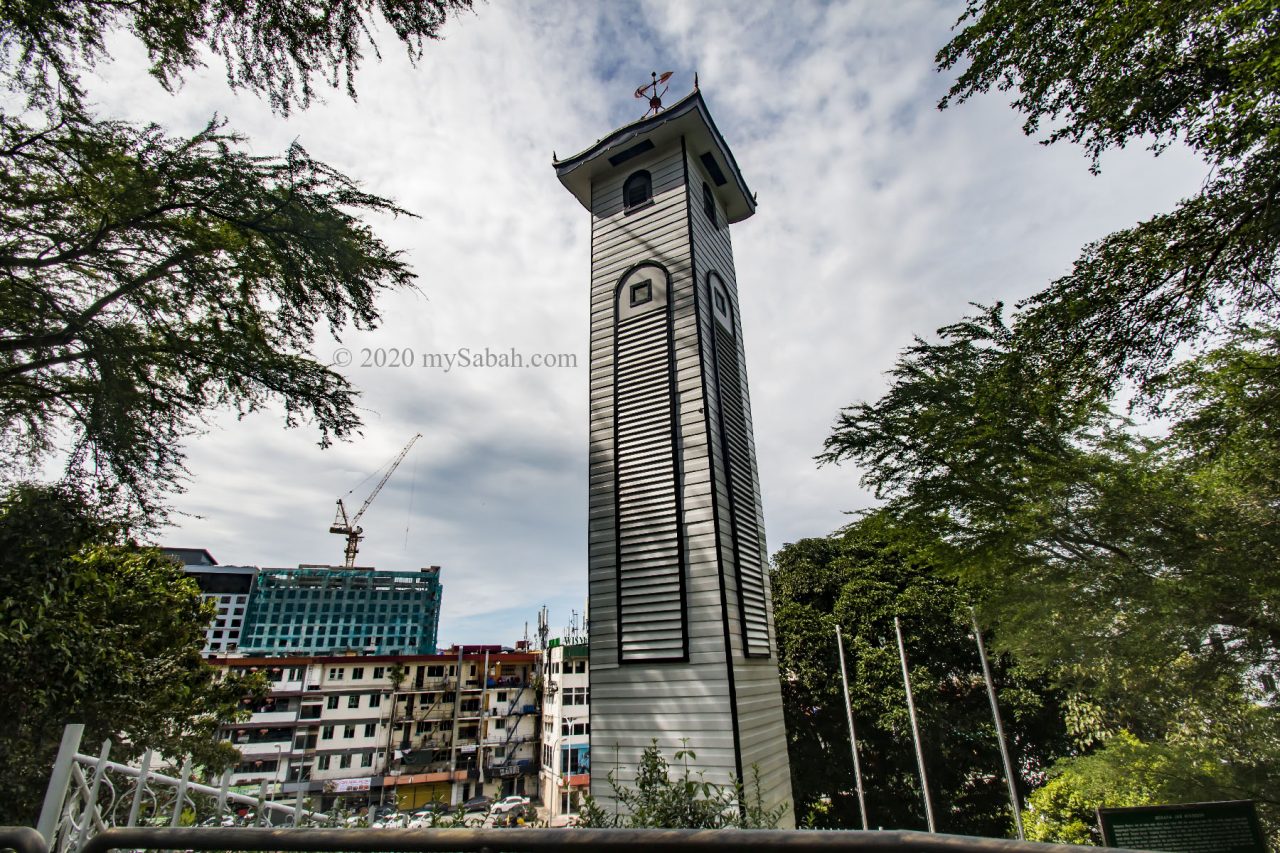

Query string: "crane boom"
[[329, 433, 422, 567]]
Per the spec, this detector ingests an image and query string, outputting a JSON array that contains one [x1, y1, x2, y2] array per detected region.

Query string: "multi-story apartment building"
[[212, 648, 538, 810], [238, 565, 442, 656], [539, 638, 590, 825], [162, 547, 258, 657]]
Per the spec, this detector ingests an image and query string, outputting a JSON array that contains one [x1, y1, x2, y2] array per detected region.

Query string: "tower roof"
[[553, 89, 756, 223]]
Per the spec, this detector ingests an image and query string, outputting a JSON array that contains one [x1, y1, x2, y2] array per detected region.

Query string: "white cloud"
[[65, 0, 1207, 644]]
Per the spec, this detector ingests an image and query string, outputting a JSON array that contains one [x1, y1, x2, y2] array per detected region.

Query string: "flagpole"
[[972, 608, 1025, 840], [894, 616, 936, 833], [835, 625, 869, 830]]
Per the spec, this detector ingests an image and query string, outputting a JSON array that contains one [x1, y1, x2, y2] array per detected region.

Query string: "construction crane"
[[329, 433, 422, 567]]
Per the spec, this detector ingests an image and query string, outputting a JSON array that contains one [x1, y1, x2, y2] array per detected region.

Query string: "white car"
[[490, 796, 530, 815]]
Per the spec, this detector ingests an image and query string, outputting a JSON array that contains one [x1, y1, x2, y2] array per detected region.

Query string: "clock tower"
[[554, 84, 793, 825]]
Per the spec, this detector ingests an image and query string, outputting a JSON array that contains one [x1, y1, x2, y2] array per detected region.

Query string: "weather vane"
[[635, 71, 673, 117]]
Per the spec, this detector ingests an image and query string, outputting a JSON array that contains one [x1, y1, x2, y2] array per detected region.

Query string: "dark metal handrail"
[[0, 827, 46, 853], [61, 826, 1153, 853]]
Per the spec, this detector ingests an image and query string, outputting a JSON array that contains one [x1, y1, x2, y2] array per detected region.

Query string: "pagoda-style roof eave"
[[553, 89, 756, 223]]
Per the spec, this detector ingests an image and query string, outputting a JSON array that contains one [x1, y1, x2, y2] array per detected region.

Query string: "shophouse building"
[[538, 638, 590, 825], [212, 648, 538, 809]]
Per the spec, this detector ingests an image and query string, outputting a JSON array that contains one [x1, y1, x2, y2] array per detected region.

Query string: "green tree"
[[772, 513, 1071, 835], [2, 0, 471, 114], [0, 483, 266, 826], [823, 314, 1280, 732], [0, 0, 471, 514], [0, 114, 414, 515], [936, 0, 1280, 402], [1024, 732, 1273, 845], [822, 2, 1280, 826]]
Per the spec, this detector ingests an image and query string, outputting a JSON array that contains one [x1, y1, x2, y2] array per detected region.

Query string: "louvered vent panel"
[[614, 308, 685, 662], [712, 317, 771, 657]]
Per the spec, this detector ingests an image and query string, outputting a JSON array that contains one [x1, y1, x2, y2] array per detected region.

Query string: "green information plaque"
[[1098, 800, 1265, 852]]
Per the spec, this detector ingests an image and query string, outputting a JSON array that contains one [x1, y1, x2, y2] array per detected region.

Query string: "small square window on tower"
[[714, 289, 727, 314], [629, 281, 653, 307]]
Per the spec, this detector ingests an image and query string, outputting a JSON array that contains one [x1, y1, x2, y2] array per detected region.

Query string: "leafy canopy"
[[936, 0, 1280, 401], [0, 483, 266, 826], [0, 114, 415, 514], [2, 0, 472, 114], [0, 0, 471, 515], [823, 0, 1280, 836], [771, 513, 1071, 835]]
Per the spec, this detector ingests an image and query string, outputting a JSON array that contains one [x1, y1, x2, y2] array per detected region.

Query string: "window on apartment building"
[[344, 725, 355, 739], [576, 660, 587, 674], [427, 665, 445, 678], [322, 725, 335, 739], [361, 753, 373, 768], [416, 720, 429, 735], [352, 667, 364, 679], [326, 696, 339, 709], [328, 667, 344, 679], [373, 667, 385, 679], [347, 695, 359, 709], [340, 754, 352, 769], [317, 755, 331, 770], [494, 718, 505, 730], [368, 693, 381, 708], [363, 723, 375, 737], [496, 692, 506, 702]]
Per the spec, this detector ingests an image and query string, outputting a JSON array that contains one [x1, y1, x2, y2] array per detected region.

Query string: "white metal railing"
[[36, 724, 328, 853]]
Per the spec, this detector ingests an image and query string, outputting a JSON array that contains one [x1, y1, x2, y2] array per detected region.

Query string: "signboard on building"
[[323, 777, 372, 794], [1098, 801, 1265, 852]]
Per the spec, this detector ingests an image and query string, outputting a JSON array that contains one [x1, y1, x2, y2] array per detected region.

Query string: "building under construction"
[[238, 565, 442, 656]]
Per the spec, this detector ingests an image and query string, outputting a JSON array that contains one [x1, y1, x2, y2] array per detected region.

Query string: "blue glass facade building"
[[239, 565, 442, 656]]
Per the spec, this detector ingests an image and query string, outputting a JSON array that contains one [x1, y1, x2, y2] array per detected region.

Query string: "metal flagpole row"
[[894, 616, 936, 833], [971, 609, 1025, 840], [835, 626, 869, 830]]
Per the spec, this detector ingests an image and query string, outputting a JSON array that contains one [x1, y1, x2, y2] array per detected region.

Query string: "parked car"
[[412, 802, 449, 816], [491, 796, 530, 815], [461, 795, 494, 813]]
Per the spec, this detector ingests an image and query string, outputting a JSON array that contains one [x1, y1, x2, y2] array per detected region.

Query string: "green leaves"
[[1, 0, 472, 115], [578, 741, 786, 829], [773, 514, 1070, 835], [937, 0, 1280, 166], [0, 484, 267, 826], [0, 113, 416, 517]]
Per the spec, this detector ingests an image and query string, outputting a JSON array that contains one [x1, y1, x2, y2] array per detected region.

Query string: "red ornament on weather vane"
[[635, 71, 674, 117]]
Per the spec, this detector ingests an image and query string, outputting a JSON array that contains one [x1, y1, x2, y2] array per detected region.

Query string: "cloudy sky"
[[84, 0, 1207, 646]]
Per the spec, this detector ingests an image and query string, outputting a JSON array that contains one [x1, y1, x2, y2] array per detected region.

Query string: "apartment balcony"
[[236, 739, 294, 757], [247, 710, 298, 725]]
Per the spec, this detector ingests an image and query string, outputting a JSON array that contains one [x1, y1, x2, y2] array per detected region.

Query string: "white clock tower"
[[554, 82, 793, 825]]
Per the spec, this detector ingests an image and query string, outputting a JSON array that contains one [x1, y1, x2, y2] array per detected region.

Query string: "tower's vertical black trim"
[[611, 260, 688, 665], [683, 135, 745, 791], [708, 292, 771, 659]]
